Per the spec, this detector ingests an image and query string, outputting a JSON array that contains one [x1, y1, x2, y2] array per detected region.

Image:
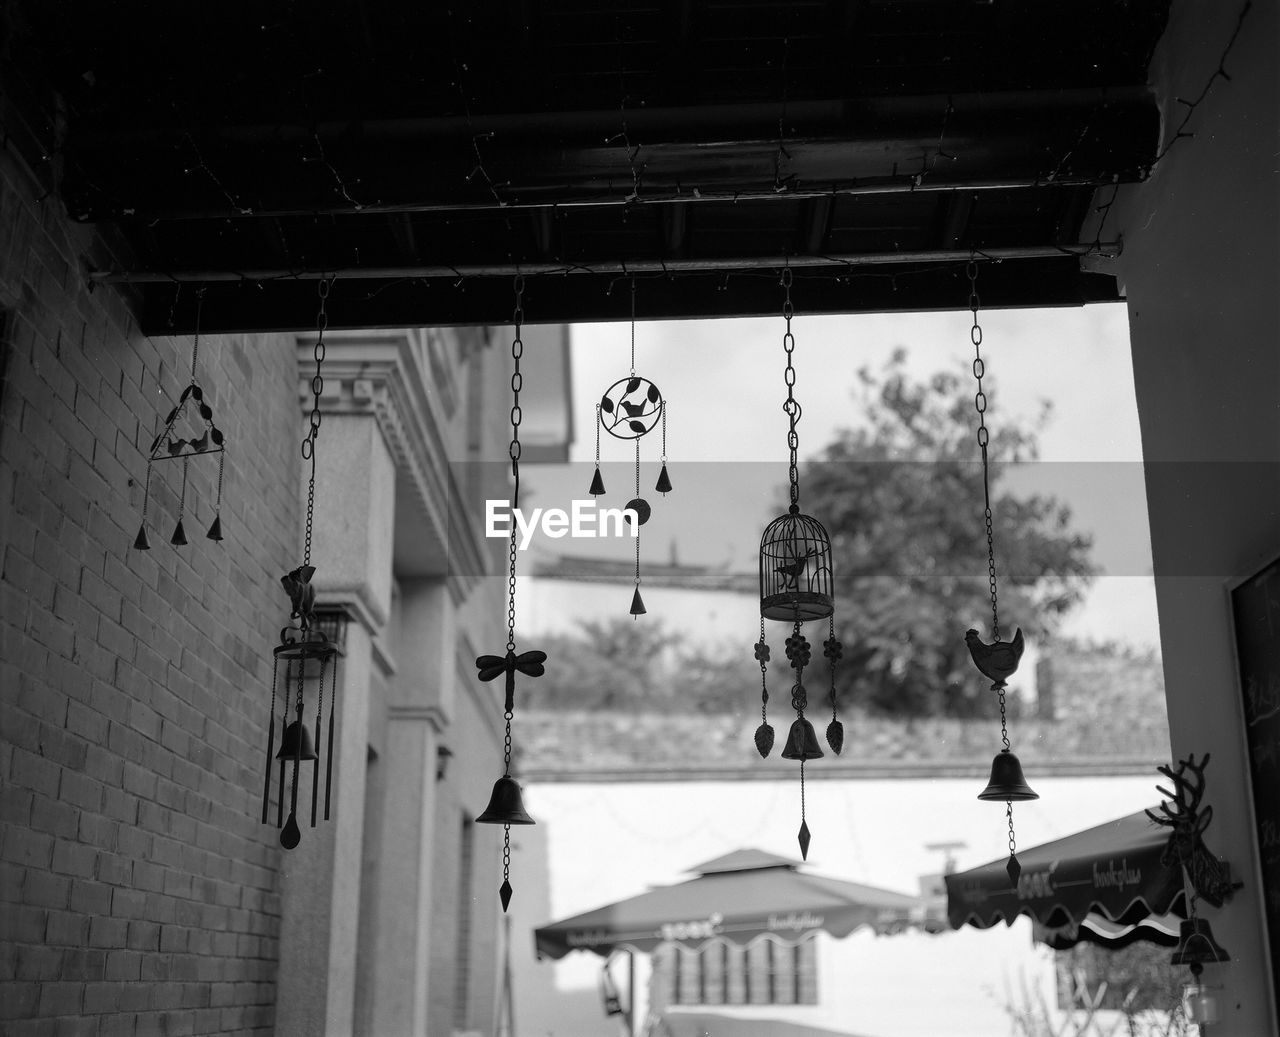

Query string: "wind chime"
[[133, 289, 227, 550], [753, 267, 842, 861], [261, 278, 341, 850], [1145, 753, 1238, 1026], [587, 278, 671, 617], [962, 257, 1037, 884], [475, 275, 546, 912]]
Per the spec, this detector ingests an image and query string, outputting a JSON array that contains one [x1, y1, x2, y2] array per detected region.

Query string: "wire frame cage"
[[758, 509, 834, 622]]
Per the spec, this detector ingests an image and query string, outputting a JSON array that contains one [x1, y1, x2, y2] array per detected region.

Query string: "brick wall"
[[1, 147, 298, 1033]]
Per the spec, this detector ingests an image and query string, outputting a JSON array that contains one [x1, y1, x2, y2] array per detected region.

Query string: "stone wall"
[[1, 146, 298, 1035]]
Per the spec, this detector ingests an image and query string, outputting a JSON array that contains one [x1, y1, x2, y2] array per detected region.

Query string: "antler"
[[1146, 752, 1210, 830]]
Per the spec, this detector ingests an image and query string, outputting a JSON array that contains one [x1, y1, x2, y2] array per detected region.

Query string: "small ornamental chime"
[[962, 258, 1037, 885], [588, 278, 671, 617], [753, 268, 842, 861], [475, 275, 545, 913], [261, 279, 341, 850], [133, 289, 227, 550]]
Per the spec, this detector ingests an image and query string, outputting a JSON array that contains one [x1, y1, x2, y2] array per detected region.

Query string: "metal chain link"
[[190, 288, 204, 383], [503, 274, 526, 775], [1006, 802, 1017, 859], [781, 267, 801, 513], [302, 278, 331, 567], [968, 260, 1000, 642], [629, 277, 637, 376]]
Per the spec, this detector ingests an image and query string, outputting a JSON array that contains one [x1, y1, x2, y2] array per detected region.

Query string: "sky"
[[525, 300, 1161, 649]]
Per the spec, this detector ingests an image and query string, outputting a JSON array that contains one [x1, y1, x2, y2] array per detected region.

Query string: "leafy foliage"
[[803, 350, 1097, 717], [518, 617, 752, 714]]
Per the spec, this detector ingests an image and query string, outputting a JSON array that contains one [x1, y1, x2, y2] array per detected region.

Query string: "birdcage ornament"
[[961, 258, 1037, 886], [133, 290, 226, 550], [587, 279, 671, 617], [753, 268, 842, 861]]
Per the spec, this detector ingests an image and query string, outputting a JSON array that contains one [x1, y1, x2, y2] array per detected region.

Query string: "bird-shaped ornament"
[[965, 627, 1024, 687]]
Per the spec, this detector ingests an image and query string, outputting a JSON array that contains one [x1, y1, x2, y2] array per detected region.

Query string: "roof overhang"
[[1, 1, 1170, 332]]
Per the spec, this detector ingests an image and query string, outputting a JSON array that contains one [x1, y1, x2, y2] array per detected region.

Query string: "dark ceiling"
[[1, 1, 1169, 333]]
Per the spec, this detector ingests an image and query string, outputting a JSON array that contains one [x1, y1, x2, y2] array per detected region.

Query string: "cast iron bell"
[[780, 716, 824, 761], [275, 720, 318, 762], [133, 524, 151, 550], [1171, 917, 1230, 966], [978, 749, 1039, 801], [170, 519, 188, 546], [476, 775, 535, 825]]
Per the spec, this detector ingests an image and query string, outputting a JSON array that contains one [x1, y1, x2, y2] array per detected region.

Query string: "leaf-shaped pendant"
[[754, 722, 775, 758], [826, 718, 844, 755]]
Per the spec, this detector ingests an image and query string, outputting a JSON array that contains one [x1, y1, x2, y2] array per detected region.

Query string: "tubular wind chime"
[[587, 278, 671, 616], [261, 279, 341, 850], [133, 289, 226, 550], [962, 258, 1037, 884], [753, 268, 842, 861], [475, 275, 545, 912]]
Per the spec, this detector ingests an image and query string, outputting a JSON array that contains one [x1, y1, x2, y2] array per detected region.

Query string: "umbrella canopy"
[[535, 848, 920, 960], [945, 809, 1187, 949]]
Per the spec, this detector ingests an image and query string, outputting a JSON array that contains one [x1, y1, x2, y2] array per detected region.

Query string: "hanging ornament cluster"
[[962, 257, 1038, 885], [587, 278, 671, 617], [753, 267, 842, 861], [133, 289, 226, 550], [475, 275, 545, 913], [261, 278, 341, 850]]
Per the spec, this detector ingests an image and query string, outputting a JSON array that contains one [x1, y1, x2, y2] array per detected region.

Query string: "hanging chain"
[[781, 267, 801, 512], [659, 400, 667, 465], [968, 259, 1000, 643], [1006, 802, 1017, 860], [758, 616, 769, 723], [629, 277, 637, 376], [302, 278, 331, 568], [191, 289, 204, 384], [502, 274, 526, 775]]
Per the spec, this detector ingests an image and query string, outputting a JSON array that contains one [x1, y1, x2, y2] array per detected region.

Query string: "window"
[[656, 936, 818, 1007]]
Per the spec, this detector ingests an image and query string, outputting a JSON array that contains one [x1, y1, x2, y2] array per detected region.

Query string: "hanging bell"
[[476, 775, 535, 826], [170, 519, 188, 546], [654, 464, 672, 495], [275, 720, 318, 762], [206, 515, 223, 541], [780, 716, 824, 761], [1171, 917, 1231, 967], [589, 468, 606, 496], [133, 523, 151, 550], [978, 749, 1039, 801], [630, 587, 646, 616]]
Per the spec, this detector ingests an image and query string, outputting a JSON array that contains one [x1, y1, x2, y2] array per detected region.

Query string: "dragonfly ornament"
[[475, 649, 548, 712]]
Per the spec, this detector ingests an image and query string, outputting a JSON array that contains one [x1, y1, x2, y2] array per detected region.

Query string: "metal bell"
[[476, 775, 535, 825], [275, 720, 318, 761], [1171, 917, 1231, 966], [170, 518, 188, 546], [978, 749, 1039, 801], [133, 524, 151, 550], [780, 717, 824, 761]]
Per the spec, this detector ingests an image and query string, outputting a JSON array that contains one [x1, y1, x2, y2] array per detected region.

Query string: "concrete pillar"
[[364, 580, 454, 1037], [1089, 3, 1280, 1032], [275, 411, 396, 1036]]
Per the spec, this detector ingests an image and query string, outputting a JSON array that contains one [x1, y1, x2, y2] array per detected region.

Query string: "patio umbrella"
[[945, 809, 1187, 950], [534, 847, 920, 960]]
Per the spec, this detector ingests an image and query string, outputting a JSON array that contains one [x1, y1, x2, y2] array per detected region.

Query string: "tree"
[[801, 349, 1097, 717], [520, 616, 753, 714]]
